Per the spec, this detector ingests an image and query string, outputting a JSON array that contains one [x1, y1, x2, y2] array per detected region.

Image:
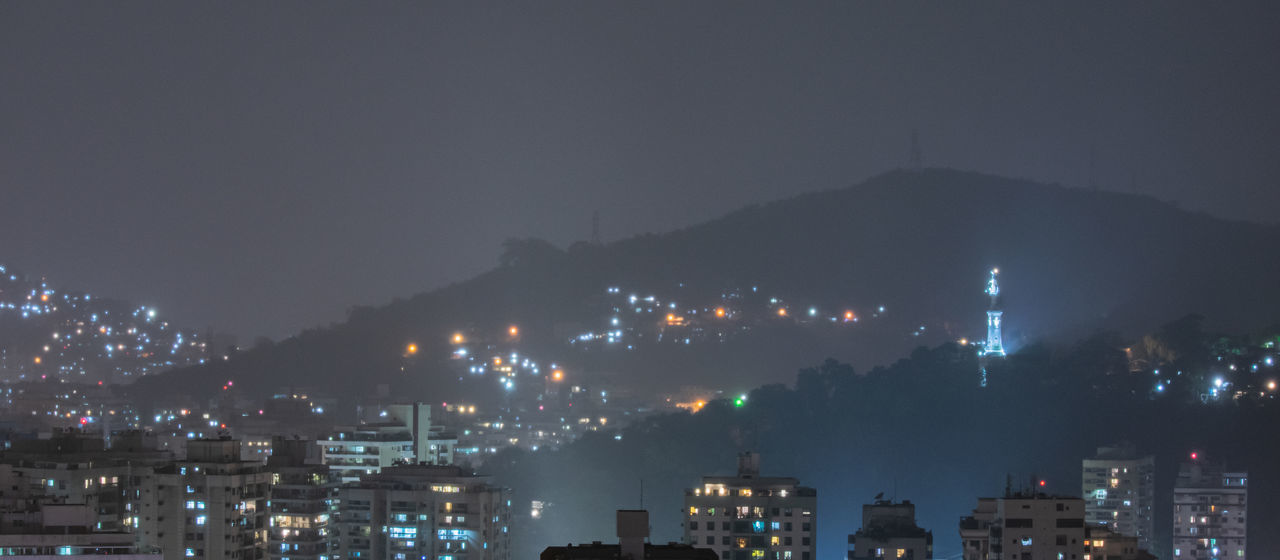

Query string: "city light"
[[452, 333, 465, 344], [551, 369, 564, 381], [405, 343, 418, 355], [509, 325, 519, 337], [715, 307, 726, 318]]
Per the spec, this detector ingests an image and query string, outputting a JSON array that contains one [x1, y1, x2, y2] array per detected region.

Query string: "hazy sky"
[[3, 2, 1278, 338]]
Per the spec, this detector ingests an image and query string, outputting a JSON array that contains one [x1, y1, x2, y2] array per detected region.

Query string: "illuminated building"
[[267, 438, 338, 560], [1082, 444, 1155, 553], [333, 464, 510, 560], [1085, 526, 1149, 560], [543, 510, 717, 560], [321, 402, 454, 484], [683, 453, 817, 560], [1171, 460, 1247, 560], [135, 439, 271, 560], [958, 491, 1086, 560], [847, 499, 932, 559]]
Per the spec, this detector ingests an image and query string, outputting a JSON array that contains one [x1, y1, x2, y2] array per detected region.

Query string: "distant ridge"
[[129, 168, 1280, 405]]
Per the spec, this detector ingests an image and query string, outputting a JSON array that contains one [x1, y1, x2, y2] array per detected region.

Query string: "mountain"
[[129, 168, 1280, 406]]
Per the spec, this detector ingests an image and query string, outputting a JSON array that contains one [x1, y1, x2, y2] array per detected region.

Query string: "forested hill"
[[130, 168, 1280, 403]]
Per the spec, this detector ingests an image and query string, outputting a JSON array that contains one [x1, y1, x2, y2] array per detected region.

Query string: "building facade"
[[847, 500, 931, 560], [683, 453, 817, 560], [267, 438, 338, 560], [1171, 461, 1247, 560], [135, 439, 272, 560], [333, 464, 510, 560], [958, 493, 1086, 560], [320, 402, 453, 484], [1082, 444, 1155, 552]]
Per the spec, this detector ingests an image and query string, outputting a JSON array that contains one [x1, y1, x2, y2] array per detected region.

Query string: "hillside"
[[128, 168, 1280, 406], [0, 263, 209, 384]]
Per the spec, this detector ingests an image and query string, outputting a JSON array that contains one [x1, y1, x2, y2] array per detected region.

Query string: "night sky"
[[3, 3, 1278, 339]]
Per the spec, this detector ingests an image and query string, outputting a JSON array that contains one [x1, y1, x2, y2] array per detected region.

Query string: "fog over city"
[[1, 3, 1277, 560]]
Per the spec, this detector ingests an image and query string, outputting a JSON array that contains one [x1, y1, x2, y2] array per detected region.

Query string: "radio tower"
[[908, 129, 923, 171], [591, 210, 601, 245], [984, 268, 1005, 356], [979, 268, 1005, 388]]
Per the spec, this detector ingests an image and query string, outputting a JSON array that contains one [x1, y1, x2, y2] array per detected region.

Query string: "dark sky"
[[3, 2, 1278, 339]]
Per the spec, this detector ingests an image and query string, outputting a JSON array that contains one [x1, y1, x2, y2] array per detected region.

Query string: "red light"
[[1039, 480, 1046, 487], [79, 417, 88, 425], [1191, 452, 1198, 460], [97, 381, 103, 386]]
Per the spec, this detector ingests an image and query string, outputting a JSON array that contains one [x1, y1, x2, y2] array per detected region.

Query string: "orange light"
[[405, 343, 418, 355], [695, 400, 706, 410], [509, 325, 519, 337], [777, 307, 788, 317], [40, 293, 49, 302], [715, 307, 726, 318], [494, 357, 503, 366], [32, 356, 41, 365], [844, 310, 855, 321], [452, 333, 464, 344], [552, 369, 564, 381]]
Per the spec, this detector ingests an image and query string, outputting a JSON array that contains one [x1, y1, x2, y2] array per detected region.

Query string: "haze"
[[2, 2, 1278, 338]]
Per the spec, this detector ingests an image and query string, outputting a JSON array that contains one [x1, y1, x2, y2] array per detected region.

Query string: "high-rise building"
[[1085, 526, 1152, 560], [958, 491, 1086, 560], [683, 453, 817, 560], [847, 499, 931, 560], [1082, 444, 1155, 552], [333, 464, 511, 560], [267, 438, 338, 560], [542, 510, 717, 560], [320, 402, 453, 484], [1171, 460, 1247, 560], [0, 429, 174, 535], [135, 439, 272, 560]]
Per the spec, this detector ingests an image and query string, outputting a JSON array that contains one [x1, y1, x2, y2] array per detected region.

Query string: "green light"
[[733, 394, 747, 408]]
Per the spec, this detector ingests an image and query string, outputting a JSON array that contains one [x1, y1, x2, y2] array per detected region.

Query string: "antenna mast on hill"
[[1088, 144, 1098, 190], [908, 129, 923, 171], [591, 210, 601, 245]]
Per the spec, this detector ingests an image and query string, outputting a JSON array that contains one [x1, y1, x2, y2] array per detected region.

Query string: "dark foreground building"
[[847, 499, 931, 559], [544, 510, 718, 560]]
